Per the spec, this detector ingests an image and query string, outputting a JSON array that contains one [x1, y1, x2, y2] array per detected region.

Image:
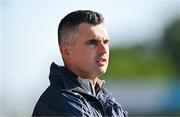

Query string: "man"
[[32, 10, 127, 117]]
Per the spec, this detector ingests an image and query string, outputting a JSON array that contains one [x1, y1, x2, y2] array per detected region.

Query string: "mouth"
[[96, 58, 107, 65]]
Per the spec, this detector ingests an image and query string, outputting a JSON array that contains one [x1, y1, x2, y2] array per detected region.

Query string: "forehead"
[[77, 23, 109, 40]]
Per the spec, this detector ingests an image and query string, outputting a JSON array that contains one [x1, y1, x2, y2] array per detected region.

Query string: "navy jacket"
[[32, 62, 127, 117]]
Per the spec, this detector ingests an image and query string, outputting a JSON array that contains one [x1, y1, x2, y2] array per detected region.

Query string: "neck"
[[79, 74, 98, 86], [65, 64, 99, 86]]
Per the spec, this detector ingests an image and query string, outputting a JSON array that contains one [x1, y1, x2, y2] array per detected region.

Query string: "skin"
[[60, 23, 110, 85]]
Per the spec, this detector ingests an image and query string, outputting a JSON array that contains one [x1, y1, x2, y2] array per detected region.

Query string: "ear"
[[60, 44, 70, 59]]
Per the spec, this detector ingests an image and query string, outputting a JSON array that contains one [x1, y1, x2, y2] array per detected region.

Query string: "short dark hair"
[[58, 10, 104, 45]]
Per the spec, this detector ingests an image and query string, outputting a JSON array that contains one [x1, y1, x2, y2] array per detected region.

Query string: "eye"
[[86, 39, 98, 45], [104, 39, 109, 44]]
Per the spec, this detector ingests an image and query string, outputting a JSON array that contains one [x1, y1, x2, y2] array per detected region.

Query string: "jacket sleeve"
[[32, 91, 84, 116]]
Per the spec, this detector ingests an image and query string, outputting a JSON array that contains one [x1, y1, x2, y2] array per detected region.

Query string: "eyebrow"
[[84, 38, 109, 45]]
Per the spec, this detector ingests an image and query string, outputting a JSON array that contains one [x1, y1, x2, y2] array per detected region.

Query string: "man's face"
[[68, 23, 109, 79]]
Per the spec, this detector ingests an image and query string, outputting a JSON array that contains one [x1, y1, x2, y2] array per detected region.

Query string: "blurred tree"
[[102, 19, 180, 79], [162, 18, 180, 74], [160, 18, 180, 115]]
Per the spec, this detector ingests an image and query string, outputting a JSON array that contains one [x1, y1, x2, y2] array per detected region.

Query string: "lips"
[[96, 58, 107, 65]]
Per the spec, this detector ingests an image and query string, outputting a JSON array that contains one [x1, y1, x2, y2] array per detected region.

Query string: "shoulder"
[[33, 89, 84, 116]]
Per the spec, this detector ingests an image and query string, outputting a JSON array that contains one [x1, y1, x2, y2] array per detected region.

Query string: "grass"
[[102, 46, 178, 79]]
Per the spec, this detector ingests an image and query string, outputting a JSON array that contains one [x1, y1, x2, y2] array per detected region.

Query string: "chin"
[[97, 68, 107, 75]]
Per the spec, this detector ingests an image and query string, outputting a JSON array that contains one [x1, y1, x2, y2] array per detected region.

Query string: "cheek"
[[106, 47, 110, 56], [83, 49, 97, 60]]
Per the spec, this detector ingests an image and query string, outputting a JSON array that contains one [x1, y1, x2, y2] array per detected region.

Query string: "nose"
[[97, 42, 109, 55]]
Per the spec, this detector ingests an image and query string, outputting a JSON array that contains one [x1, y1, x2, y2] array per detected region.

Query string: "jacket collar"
[[49, 62, 105, 97]]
